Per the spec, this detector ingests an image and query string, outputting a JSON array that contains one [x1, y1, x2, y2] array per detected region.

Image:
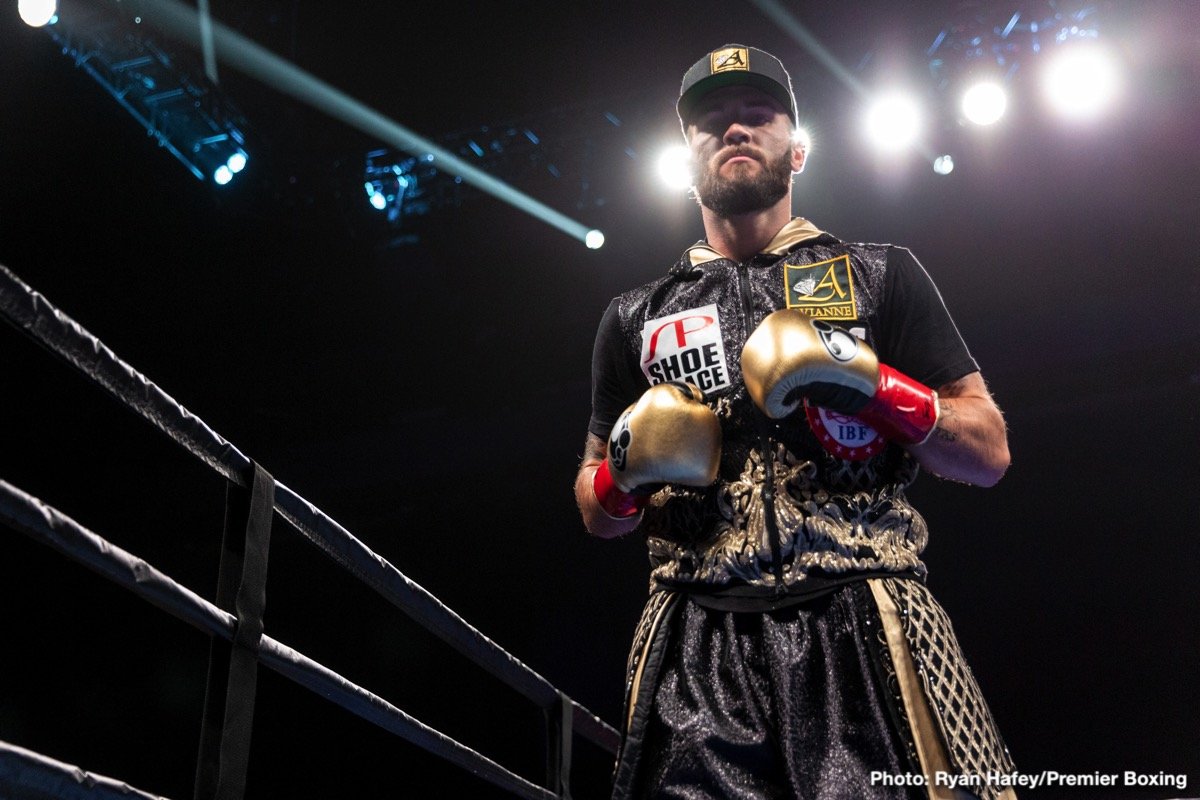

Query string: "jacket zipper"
[[736, 261, 787, 594]]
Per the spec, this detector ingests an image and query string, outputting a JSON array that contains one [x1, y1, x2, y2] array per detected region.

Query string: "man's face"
[[685, 86, 804, 217]]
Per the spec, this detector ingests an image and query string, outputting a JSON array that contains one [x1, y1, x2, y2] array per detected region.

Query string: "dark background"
[[1, 1, 1197, 798]]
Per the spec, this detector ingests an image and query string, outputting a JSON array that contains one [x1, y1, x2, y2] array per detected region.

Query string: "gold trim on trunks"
[[624, 591, 679, 732], [870, 578, 1017, 800]]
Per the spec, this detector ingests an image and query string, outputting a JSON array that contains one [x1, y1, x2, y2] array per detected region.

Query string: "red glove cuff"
[[858, 364, 940, 445], [592, 460, 645, 518]]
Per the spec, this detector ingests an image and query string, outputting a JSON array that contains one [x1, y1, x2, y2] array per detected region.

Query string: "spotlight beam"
[[746, 0, 937, 164], [196, 0, 218, 84], [745, 0, 869, 100], [136, 0, 601, 247]]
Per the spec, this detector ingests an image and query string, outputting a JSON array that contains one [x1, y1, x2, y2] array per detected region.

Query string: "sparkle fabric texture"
[[589, 223, 979, 596], [630, 585, 922, 799], [593, 223, 1016, 798]]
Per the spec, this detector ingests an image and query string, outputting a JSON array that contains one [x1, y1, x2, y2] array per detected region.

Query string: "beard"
[[693, 145, 793, 217]]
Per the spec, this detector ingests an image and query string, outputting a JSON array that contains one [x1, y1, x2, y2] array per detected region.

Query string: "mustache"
[[714, 146, 765, 166]]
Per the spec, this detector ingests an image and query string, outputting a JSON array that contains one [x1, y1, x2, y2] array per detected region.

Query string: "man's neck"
[[699, 200, 793, 263]]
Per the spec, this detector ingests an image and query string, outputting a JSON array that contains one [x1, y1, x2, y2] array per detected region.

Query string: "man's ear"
[[791, 136, 807, 174]]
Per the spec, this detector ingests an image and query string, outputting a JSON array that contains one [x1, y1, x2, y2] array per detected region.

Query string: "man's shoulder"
[[769, 235, 892, 268], [616, 269, 680, 301], [612, 246, 703, 303], [783, 238, 920, 274], [800, 237, 900, 256], [842, 240, 921, 260]]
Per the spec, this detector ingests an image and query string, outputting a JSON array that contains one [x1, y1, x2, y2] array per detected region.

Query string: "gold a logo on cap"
[[710, 47, 749, 74]]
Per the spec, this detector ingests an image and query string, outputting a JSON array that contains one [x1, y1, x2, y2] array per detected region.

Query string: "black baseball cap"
[[678, 45, 798, 127]]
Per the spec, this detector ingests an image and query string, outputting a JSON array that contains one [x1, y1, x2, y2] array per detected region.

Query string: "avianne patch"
[[640, 304, 731, 393], [785, 254, 858, 321], [711, 47, 750, 74]]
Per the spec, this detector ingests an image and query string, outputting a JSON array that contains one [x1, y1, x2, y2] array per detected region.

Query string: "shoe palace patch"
[[639, 304, 731, 393]]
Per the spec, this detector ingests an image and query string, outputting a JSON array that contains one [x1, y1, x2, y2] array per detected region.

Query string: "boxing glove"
[[741, 309, 938, 445], [593, 381, 722, 518]]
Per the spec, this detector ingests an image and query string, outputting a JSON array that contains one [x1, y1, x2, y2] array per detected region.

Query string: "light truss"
[[39, 0, 250, 185]]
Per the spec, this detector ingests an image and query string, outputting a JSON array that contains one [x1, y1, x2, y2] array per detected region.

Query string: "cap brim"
[[677, 72, 797, 126]]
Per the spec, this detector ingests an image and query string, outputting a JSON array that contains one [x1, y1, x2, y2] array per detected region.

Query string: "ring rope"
[[0, 739, 172, 800], [0, 478, 557, 800], [0, 262, 618, 756]]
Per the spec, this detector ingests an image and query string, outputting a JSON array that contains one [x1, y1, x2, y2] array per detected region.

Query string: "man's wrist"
[[858, 364, 940, 445], [592, 460, 645, 519]]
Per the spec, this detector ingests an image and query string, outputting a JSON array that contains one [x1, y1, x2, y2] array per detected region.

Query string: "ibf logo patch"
[[710, 47, 749, 74], [784, 255, 858, 321], [804, 402, 885, 462], [640, 304, 731, 393]]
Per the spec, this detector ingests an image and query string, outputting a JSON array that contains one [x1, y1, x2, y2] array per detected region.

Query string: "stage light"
[[190, 135, 250, 186], [18, 0, 57, 27], [656, 145, 692, 190], [863, 92, 922, 153], [365, 182, 387, 211], [933, 155, 954, 175], [226, 150, 248, 174], [1042, 44, 1120, 121], [585, 229, 605, 250], [364, 177, 398, 212], [961, 81, 1007, 126], [363, 155, 417, 223], [135, 0, 604, 248], [39, 2, 252, 188]]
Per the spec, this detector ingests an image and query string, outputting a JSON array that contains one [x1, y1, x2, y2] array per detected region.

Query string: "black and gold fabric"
[[612, 581, 1017, 800], [590, 219, 1015, 799], [588, 218, 978, 598]]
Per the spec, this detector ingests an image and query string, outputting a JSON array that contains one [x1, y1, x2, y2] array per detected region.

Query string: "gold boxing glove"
[[741, 309, 938, 445], [592, 381, 721, 518]]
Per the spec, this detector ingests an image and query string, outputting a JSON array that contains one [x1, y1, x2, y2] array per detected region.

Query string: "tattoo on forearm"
[[935, 404, 959, 443]]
